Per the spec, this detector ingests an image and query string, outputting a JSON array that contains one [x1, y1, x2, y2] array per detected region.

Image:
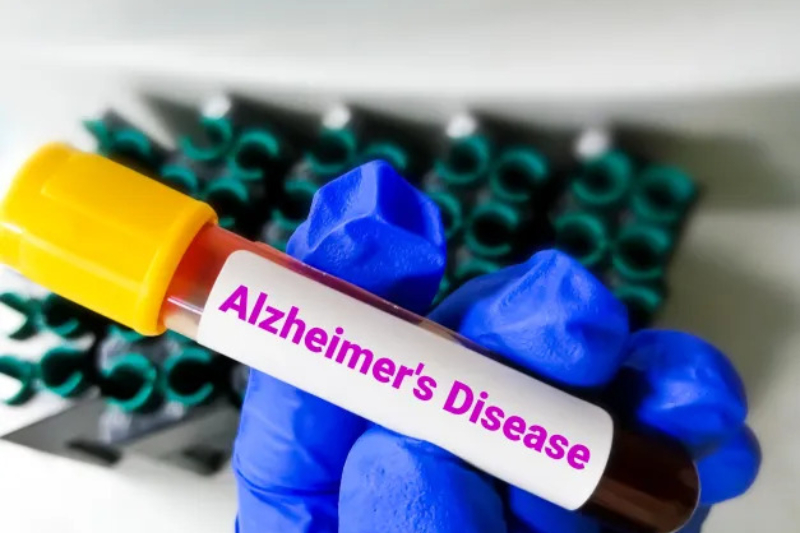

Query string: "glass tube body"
[[161, 224, 698, 533]]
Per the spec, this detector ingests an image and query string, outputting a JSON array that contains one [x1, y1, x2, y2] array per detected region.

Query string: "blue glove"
[[233, 161, 760, 533]]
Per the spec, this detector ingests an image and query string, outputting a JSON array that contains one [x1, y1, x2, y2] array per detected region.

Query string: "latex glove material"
[[234, 160, 760, 533]]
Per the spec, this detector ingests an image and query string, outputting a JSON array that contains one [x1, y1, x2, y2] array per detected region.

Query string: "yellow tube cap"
[[0, 143, 217, 335]]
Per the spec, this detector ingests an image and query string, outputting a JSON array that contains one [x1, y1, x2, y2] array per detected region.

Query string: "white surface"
[[0, 1, 798, 531], [0, 445, 236, 533]]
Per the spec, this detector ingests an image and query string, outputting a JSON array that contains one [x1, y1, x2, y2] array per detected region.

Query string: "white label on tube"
[[198, 251, 613, 510]]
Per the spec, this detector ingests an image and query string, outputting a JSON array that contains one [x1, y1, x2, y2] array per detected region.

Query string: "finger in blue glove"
[[287, 160, 447, 312], [340, 426, 507, 533], [606, 330, 758, 531], [622, 330, 749, 455], [341, 250, 631, 533], [235, 161, 446, 533], [429, 250, 630, 388], [696, 425, 760, 505]]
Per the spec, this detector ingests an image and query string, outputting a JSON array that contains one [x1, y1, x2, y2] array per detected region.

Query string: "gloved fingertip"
[[287, 161, 446, 313], [623, 330, 748, 453], [432, 249, 629, 388], [506, 487, 601, 533], [235, 369, 367, 490], [697, 425, 760, 505], [339, 426, 506, 533], [236, 474, 338, 533]]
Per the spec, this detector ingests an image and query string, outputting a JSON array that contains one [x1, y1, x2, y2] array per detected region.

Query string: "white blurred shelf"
[[1, 0, 800, 97]]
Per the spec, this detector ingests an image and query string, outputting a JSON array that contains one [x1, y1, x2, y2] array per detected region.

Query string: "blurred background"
[[0, 1, 798, 532]]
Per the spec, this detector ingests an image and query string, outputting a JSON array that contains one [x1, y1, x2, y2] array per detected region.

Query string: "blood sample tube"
[[0, 144, 698, 533]]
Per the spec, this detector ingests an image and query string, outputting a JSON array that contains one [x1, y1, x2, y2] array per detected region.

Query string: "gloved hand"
[[233, 161, 760, 533]]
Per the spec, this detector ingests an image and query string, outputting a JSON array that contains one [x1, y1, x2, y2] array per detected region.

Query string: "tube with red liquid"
[[0, 145, 698, 533]]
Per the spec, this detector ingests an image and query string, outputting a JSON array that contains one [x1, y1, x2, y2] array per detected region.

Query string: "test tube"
[[0, 145, 699, 533]]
